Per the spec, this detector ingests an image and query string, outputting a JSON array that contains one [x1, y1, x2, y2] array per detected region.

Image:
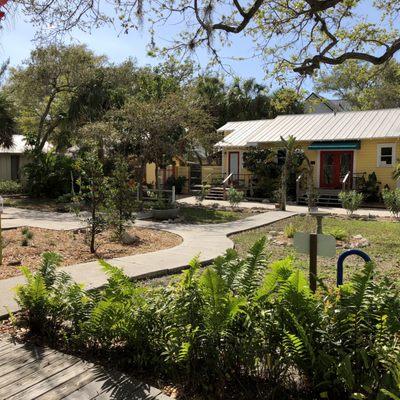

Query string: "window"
[[11, 155, 20, 181], [377, 144, 396, 167], [277, 149, 286, 166]]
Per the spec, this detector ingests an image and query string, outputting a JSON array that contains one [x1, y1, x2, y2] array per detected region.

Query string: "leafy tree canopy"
[[9, 0, 400, 80], [315, 60, 400, 110], [5, 44, 105, 153]]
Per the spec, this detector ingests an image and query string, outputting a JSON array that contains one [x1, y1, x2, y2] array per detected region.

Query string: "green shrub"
[[55, 193, 74, 204], [195, 184, 209, 204], [24, 229, 33, 240], [24, 152, 76, 198], [0, 180, 22, 195], [15, 252, 89, 336], [105, 157, 137, 241], [165, 175, 187, 194], [382, 188, 400, 218], [14, 242, 400, 399], [227, 187, 244, 208], [339, 190, 364, 215], [326, 227, 348, 241], [21, 227, 34, 246], [284, 222, 297, 238]]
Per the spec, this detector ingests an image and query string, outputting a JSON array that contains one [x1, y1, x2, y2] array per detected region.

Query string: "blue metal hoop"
[[337, 250, 372, 286]]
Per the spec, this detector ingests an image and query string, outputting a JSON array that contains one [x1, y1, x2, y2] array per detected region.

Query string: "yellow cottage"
[[215, 108, 400, 204]]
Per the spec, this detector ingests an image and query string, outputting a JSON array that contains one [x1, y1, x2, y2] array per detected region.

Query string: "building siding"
[[222, 137, 399, 190], [0, 154, 30, 181], [355, 138, 399, 189]]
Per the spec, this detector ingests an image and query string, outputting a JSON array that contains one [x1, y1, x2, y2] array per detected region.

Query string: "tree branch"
[[294, 38, 400, 75]]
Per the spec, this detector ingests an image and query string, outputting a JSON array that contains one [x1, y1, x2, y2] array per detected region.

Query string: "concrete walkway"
[[0, 210, 294, 318], [1, 207, 85, 230], [178, 196, 393, 218]]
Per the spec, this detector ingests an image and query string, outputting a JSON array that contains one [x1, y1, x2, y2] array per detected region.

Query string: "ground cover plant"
[[233, 215, 400, 286], [179, 205, 253, 224], [13, 240, 400, 400], [0, 180, 22, 195]]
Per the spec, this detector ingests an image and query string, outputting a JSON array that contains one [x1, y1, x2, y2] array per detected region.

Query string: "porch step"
[[297, 192, 342, 207], [205, 186, 225, 200]]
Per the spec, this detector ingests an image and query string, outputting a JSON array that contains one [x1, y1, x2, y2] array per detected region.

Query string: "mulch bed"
[[0, 227, 182, 280]]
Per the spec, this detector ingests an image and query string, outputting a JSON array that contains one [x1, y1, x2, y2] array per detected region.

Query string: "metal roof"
[[215, 108, 400, 147]]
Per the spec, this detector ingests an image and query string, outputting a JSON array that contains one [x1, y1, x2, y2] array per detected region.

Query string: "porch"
[[296, 171, 366, 206], [201, 168, 367, 205]]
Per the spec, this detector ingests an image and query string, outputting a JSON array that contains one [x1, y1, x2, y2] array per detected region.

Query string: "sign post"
[[309, 233, 318, 292], [294, 213, 334, 293]]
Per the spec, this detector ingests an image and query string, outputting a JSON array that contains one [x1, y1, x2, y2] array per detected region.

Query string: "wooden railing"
[[341, 172, 366, 191], [222, 173, 233, 199], [296, 171, 305, 204], [341, 171, 351, 191]]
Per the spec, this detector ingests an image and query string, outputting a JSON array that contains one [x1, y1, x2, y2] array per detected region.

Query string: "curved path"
[[0, 210, 295, 318]]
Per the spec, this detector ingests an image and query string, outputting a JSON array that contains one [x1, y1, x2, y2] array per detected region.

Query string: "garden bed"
[[0, 226, 182, 280], [169, 205, 259, 224], [232, 215, 400, 286], [3, 196, 70, 213]]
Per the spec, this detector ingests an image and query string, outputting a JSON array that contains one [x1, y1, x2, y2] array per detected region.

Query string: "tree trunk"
[[155, 164, 159, 190], [305, 158, 315, 211], [280, 164, 287, 211], [90, 195, 96, 254]]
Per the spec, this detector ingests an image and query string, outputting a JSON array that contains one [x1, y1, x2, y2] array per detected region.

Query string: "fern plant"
[[13, 244, 400, 400]]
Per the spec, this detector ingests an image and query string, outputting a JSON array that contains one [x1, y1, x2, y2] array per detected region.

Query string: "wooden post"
[[309, 233, 317, 293], [316, 215, 323, 234], [172, 186, 176, 203]]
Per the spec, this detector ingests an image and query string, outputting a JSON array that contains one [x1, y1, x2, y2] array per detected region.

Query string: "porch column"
[[221, 149, 225, 177]]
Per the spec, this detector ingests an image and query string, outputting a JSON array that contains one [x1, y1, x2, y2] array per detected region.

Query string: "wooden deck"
[[0, 337, 171, 400]]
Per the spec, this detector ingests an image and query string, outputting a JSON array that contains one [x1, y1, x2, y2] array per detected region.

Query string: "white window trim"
[[377, 143, 396, 168]]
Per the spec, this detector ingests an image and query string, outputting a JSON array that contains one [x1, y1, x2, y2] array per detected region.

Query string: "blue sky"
[[0, 8, 275, 86]]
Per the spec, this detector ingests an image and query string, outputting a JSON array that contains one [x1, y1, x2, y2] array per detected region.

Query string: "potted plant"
[[307, 187, 319, 213], [135, 200, 154, 219], [273, 188, 283, 209], [152, 198, 180, 220]]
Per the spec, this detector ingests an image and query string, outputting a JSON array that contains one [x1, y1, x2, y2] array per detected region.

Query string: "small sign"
[[294, 232, 336, 258]]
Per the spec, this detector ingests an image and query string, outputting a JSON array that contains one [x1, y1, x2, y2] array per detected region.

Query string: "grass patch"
[[232, 215, 400, 286], [179, 206, 252, 224]]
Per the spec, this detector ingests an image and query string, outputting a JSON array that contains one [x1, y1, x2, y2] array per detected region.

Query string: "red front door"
[[320, 151, 353, 189]]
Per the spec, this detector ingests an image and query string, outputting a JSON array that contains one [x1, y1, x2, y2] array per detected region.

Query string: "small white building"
[[0, 135, 32, 181], [0, 135, 53, 181]]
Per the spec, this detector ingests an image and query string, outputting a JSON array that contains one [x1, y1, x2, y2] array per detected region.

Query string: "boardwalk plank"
[[35, 368, 98, 400], [62, 379, 105, 400], [0, 341, 25, 353], [0, 338, 171, 400], [0, 351, 62, 388], [63, 369, 146, 400], [0, 355, 80, 399], [0, 342, 33, 358], [0, 348, 56, 373], [8, 361, 89, 400]]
